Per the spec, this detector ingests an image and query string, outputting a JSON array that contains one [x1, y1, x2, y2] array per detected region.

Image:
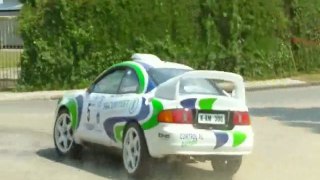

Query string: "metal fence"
[[0, 16, 23, 90], [0, 49, 21, 90]]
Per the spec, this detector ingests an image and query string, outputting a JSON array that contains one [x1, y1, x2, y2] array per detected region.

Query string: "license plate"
[[197, 113, 225, 125]]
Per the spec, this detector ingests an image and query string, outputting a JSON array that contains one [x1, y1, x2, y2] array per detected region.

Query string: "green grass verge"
[[292, 71, 320, 83], [0, 50, 21, 68]]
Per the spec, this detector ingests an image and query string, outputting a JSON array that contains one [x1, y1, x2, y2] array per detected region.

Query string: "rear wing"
[[154, 70, 246, 103]]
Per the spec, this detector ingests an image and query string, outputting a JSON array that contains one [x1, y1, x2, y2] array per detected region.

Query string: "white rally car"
[[53, 54, 253, 177]]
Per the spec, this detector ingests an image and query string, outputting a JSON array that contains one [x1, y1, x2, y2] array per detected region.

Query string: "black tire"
[[211, 156, 242, 176], [122, 123, 151, 178], [53, 108, 82, 158]]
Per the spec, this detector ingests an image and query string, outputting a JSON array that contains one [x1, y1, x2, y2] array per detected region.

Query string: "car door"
[[79, 68, 126, 145], [97, 68, 144, 146]]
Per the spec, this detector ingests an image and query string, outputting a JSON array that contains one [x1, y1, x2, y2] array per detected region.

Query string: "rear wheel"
[[122, 123, 151, 177], [53, 108, 82, 158], [211, 156, 242, 176]]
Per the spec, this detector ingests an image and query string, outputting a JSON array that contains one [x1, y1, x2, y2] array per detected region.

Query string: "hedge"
[[18, 0, 320, 90]]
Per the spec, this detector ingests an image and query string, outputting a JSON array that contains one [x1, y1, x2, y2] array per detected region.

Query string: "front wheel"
[[122, 123, 151, 178], [53, 108, 82, 158], [211, 156, 242, 176]]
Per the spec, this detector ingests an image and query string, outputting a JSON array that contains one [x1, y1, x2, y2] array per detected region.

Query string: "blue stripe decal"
[[146, 79, 156, 92], [180, 98, 197, 109], [75, 95, 83, 128], [135, 61, 156, 92], [214, 132, 229, 149], [103, 98, 150, 141]]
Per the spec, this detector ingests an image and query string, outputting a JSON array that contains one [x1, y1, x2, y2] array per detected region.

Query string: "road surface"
[[0, 86, 319, 180]]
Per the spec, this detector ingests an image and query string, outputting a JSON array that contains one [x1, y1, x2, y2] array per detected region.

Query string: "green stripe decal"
[[142, 99, 163, 130], [232, 131, 247, 147], [65, 98, 78, 129], [115, 125, 125, 142], [113, 61, 146, 93], [199, 98, 217, 110]]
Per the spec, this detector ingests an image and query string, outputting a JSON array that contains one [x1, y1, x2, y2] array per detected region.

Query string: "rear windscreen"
[[148, 68, 190, 85], [179, 78, 224, 96]]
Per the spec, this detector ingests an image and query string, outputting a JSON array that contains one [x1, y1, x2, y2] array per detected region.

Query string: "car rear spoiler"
[[154, 70, 246, 103]]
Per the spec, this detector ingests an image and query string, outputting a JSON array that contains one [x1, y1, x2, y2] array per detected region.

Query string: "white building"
[[0, 0, 22, 16], [0, 0, 23, 48]]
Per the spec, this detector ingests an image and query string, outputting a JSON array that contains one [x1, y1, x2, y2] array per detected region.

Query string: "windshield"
[[147, 68, 190, 85]]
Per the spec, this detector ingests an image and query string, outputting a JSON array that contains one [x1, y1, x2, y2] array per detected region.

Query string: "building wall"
[[0, 11, 18, 16], [0, 16, 23, 48], [0, 0, 23, 48]]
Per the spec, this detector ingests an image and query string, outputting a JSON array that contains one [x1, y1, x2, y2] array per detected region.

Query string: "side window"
[[119, 69, 140, 94], [92, 69, 126, 94]]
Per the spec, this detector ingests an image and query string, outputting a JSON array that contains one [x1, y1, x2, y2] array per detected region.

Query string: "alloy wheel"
[[54, 113, 73, 153], [123, 128, 141, 174]]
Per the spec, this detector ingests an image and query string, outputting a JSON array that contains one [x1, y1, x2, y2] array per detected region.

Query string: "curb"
[[0, 82, 320, 102], [0, 90, 82, 101], [246, 81, 320, 91]]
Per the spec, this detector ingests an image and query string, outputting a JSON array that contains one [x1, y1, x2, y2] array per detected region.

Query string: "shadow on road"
[[36, 148, 233, 180], [250, 107, 320, 134]]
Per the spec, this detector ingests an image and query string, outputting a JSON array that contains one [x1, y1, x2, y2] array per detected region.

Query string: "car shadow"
[[250, 107, 320, 134], [36, 148, 234, 180]]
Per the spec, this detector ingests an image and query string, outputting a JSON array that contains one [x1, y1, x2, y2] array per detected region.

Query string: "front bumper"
[[144, 123, 253, 158]]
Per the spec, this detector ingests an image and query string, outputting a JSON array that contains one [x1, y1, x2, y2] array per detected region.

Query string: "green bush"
[[18, 0, 320, 90]]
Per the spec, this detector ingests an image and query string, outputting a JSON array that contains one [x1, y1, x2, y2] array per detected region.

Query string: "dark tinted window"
[[148, 68, 190, 85]]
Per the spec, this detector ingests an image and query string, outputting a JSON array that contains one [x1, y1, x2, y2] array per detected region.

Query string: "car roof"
[[131, 53, 193, 70]]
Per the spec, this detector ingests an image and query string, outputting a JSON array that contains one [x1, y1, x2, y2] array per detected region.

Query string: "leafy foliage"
[[18, 0, 320, 89]]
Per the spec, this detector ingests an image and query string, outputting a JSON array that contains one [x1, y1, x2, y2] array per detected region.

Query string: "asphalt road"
[[0, 86, 319, 180]]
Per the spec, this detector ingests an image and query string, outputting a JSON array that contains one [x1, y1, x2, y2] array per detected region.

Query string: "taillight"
[[233, 111, 251, 125], [158, 109, 193, 124]]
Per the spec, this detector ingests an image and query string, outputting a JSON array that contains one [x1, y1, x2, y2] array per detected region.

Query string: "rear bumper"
[[144, 123, 253, 158]]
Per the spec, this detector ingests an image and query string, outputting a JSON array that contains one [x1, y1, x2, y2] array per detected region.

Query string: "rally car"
[[53, 53, 253, 177]]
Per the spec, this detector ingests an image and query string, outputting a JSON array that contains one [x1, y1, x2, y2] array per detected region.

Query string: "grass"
[[292, 71, 320, 83], [0, 50, 21, 68]]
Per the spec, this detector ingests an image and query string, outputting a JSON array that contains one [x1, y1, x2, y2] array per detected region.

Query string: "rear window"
[[148, 68, 224, 96], [179, 78, 224, 96], [148, 68, 190, 85]]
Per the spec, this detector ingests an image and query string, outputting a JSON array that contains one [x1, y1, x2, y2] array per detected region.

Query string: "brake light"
[[233, 111, 251, 125], [158, 109, 193, 124]]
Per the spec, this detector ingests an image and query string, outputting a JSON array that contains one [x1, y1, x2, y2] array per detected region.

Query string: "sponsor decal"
[[103, 100, 130, 110], [102, 98, 140, 114], [129, 98, 139, 114], [180, 133, 203, 147], [158, 132, 170, 139]]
